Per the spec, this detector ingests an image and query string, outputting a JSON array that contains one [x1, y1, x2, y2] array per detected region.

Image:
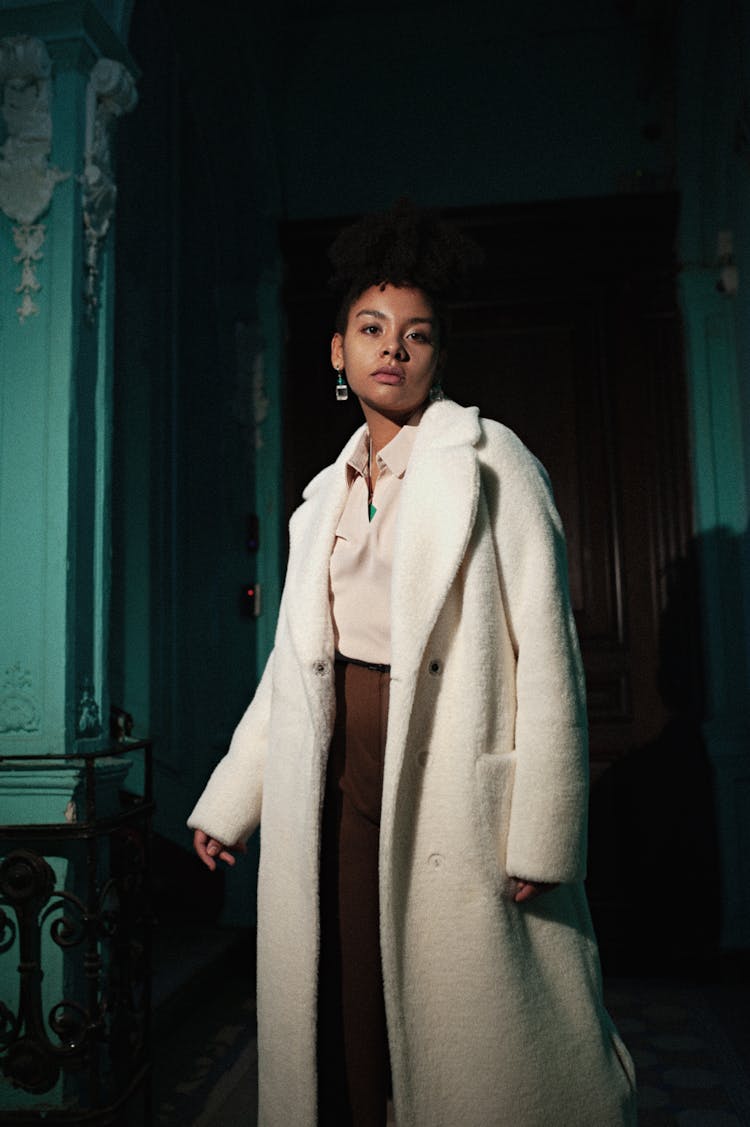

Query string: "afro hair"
[[328, 199, 483, 337]]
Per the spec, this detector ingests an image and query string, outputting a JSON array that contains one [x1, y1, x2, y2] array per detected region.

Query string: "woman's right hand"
[[193, 828, 247, 871]]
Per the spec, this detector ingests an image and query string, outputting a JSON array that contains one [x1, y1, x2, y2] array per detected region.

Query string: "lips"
[[371, 366, 404, 384]]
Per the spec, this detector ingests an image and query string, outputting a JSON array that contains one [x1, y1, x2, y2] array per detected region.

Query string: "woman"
[[189, 205, 637, 1127]]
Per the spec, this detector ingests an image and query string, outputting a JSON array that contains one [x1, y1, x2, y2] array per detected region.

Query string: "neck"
[[360, 402, 425, 458], [363, 411, 400, 458]]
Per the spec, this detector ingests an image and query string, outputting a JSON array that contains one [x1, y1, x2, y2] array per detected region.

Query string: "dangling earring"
[[335, 367, 348, 402], [429, 382, 444, 402]]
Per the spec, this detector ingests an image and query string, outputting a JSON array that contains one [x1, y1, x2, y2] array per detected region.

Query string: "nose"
[[383, 337, 408, 361]]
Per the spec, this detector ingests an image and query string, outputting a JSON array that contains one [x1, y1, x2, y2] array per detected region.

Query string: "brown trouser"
[[317, 659, 391, 1127]]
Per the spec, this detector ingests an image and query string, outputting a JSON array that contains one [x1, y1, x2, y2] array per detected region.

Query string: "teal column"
[[679, 274, 750, 953], [677, 0, 750, 949], [0, 1, 136, 757], [0, 0, 137, 1110]]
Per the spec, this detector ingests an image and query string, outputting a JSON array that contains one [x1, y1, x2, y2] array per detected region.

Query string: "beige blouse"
[[329, 419, 420, 664]]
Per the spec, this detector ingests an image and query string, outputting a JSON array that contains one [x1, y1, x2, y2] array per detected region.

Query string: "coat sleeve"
[[488, 428, 589, 884], [186, 648, 274, 846]]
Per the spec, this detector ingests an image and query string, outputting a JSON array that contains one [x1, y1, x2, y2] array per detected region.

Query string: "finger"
[[218, 850, 236, 866], [513, 879, 543, 903], [514, 880, 559, 903], [196, 846, 216, 872], [193, 832, 223, 872]]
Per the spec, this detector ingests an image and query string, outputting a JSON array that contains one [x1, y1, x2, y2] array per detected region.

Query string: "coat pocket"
[[474, 751, 517, 891]]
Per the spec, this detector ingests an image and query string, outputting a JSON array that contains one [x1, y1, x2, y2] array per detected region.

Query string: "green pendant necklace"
[[368, 441, 377, 522]]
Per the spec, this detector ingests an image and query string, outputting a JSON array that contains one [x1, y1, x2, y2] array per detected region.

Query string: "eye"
[[360, 323, 381, 335], [407, 330, 433, 344]]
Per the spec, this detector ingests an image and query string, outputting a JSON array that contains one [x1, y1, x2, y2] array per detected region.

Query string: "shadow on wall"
[[587, 528, 750, 977]]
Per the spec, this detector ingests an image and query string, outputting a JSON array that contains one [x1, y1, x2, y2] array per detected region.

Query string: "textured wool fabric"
[[188, 399, 638, 1127]]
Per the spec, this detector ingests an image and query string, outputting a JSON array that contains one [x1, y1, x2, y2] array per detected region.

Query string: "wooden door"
[[445, 199, 695, 768]]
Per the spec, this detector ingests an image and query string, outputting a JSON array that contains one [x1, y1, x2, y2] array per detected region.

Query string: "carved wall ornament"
[[0, 36, 70, 322], [81, 58, 137, 321], [76, 676, 101, 738], [0, 662, 41, 733]]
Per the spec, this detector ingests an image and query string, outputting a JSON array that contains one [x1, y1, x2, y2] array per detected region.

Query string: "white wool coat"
[[188, 400, 637, 1127]]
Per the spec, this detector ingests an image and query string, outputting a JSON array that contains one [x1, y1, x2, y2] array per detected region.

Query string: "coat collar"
[[285, 401, 482, 677], [282, 425, 366, 677]]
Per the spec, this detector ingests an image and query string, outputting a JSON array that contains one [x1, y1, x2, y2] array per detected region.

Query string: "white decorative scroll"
[[76, 676, 101, 738], [0, 36, 70, 322], [0, 663, 41, 734], [81, 58, 137, 320]]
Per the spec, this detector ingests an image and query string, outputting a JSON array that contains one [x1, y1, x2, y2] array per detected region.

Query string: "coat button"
[[427, 852, 444, 869], [312, 660, 327, 675], [428, 659, 441, 676]]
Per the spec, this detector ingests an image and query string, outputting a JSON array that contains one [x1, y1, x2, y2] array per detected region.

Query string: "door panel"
[[447, 284, 688, 765]]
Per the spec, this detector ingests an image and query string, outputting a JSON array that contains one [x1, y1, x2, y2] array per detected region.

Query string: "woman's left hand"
[[193, 828, 247, 872], [510, 878, 559, 903]]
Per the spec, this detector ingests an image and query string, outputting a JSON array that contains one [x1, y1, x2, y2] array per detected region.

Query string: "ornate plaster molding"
[[0, 663, 41, 734], [81, 57, 137, 320], [76, 676, 101, 738], [0, 35, 70, 323]]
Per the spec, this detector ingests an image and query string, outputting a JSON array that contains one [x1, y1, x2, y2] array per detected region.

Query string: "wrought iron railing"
[[0, 741, 153, 1124]]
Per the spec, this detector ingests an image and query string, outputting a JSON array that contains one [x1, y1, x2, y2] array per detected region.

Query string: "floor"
[[146, 925, 750, 1127], [605, 978, 750, 1125]]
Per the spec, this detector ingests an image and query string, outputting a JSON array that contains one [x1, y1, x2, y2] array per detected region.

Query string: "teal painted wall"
[[675, 0, 750, 947], [110, 0, 285, 922]]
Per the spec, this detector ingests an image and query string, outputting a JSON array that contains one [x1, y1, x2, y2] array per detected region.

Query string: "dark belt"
[[334, 651, 391, 674]]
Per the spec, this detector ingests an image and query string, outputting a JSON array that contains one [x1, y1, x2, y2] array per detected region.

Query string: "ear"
[[331, 333, 344, 370]]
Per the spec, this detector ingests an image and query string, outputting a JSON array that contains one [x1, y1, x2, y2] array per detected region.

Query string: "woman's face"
[[331, 284, 442, 424]]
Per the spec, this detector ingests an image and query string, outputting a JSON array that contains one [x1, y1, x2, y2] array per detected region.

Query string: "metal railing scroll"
[[0, 741, 153, 1125]]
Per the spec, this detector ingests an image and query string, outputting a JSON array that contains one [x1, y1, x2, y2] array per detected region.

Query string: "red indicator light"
[[240, 583, 261, 618]]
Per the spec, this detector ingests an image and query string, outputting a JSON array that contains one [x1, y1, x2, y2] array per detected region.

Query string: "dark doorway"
[[280, 196, 711, 968]]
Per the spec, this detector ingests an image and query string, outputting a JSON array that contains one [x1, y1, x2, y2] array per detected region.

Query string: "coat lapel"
[[284, 425, 366, 673], [390, 401, 481, 680], [381, 401, 482, 959]]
